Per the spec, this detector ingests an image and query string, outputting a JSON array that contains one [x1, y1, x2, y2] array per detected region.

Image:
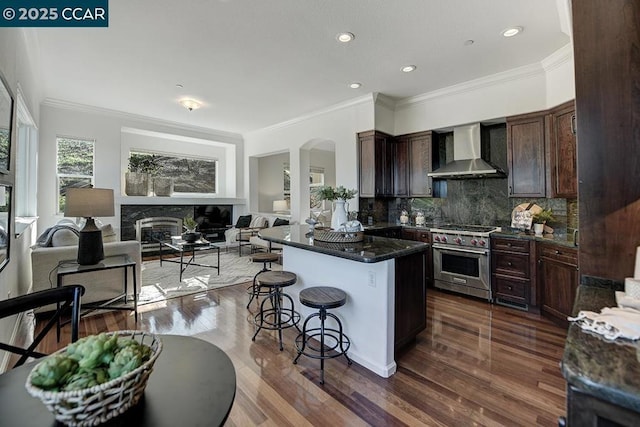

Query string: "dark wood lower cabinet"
[[538, 243, 579, 327], [394, 251, 427, 352], [566, 386, 640, 426]]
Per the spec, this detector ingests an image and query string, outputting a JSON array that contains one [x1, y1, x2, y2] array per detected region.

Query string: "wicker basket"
[[313, 227, 364, 243], [25, 331, 162, 426]]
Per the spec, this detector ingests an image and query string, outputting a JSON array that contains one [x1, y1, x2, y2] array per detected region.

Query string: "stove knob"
[[478, 239, 486, 246], [441, 236, 447, 243], [470, 239, 478, 245], [434, 235, 440, 242], [454, 237, 462, 244]]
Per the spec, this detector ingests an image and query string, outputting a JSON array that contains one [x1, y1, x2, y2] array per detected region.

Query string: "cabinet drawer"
[[415, 230, 431, 243], [492, 237, 530, 253], [494, 276, 528, 299], [539, 245, 578, 265], [493, 252, 529, 277]]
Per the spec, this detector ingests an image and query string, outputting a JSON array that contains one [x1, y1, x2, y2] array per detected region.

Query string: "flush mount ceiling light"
[[401, 65, 417, 73], [180, 99, 201, 111], [336, 32, 355, 43], [349, 82, 362, 89], [502, 26, 523, 37]]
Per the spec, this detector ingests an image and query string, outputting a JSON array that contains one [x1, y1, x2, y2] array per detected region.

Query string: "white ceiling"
[[33, 0, 570, 135]]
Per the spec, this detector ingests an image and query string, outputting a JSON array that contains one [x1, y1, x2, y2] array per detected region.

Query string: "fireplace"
[[135, 217, 182, 253]]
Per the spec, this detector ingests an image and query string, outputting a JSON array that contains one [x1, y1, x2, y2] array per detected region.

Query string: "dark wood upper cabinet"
[[393, 136, 409, 197], [506, 112, 547, 197], [547, 100, 577, 198], [357, 130, 394, 197], [408, 131, 433, 197]]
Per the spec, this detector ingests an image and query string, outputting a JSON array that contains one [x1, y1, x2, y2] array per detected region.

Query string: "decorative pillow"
[[273, 218, 289, 226], [249, 216, 268, 228], [51, 229, 79, 247], [101, 224, 117, 243], [235, 214, 252, 228]]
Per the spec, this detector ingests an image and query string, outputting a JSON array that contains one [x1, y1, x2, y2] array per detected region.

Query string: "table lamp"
[[273, 200, 289, 214], [64, 188, 115, 265]]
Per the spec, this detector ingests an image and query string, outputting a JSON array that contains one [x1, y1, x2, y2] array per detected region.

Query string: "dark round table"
[[0, 335, 236, 426]]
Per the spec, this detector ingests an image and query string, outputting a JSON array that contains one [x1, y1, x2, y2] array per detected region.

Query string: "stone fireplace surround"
[[121, 204, 234, 244]]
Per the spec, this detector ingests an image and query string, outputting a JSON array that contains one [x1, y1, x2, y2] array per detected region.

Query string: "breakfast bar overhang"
[[259, 225, 429, 378]]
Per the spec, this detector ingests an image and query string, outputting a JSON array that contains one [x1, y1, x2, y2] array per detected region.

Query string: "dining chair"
[[0, 284, 85, 369]]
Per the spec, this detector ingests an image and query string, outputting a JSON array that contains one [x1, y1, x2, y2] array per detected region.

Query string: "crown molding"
[[41, 98, 243, 142], [395, 61, 545, 111], [541, 42, 573, 72], [245, 94, 374, 136], [373, 93, 397, 111]]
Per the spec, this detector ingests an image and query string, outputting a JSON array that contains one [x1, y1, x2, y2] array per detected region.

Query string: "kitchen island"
[[258, 225, 429, 377]]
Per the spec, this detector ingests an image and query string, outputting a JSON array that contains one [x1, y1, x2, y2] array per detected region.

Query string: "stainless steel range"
[[430, 224, 501, 301]]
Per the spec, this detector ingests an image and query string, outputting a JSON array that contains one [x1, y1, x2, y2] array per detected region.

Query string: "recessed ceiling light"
[[179, 99, 201, 111], [502, 26, 523, 37], [349, 82, 362, 89], [175, 83, 183, 88], [401, 65, 417, 73], [336, 32, 355, 43]]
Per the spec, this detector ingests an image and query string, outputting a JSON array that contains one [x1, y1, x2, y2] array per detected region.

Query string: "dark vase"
[[182, 232, 200, 243]]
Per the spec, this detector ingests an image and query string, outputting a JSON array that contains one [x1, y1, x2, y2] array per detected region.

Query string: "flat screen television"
[[194, 205, 232, 231]]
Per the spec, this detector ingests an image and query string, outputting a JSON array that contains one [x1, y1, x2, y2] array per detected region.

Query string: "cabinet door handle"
[[571, 114, 576, 135], [507, 261, 513, 266], [509, 185, 513, 195], [507, 285, 513, 291], [555, 250, 560, 255]]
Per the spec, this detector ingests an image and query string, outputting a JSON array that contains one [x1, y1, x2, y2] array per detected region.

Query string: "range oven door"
[[432, 244, 491, 299]]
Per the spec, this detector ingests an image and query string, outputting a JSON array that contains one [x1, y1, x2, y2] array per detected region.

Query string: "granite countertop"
[[561, 285, 640, 413], [491, 228, 578, 248], [258, 225, 429, 263]]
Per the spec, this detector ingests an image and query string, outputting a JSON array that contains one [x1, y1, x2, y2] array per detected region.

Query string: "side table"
[[56, 255, 138, 330]]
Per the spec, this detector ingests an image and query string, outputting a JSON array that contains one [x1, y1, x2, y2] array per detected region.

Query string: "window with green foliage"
[[129, 150, 217, 194], [57, 137, 95, 213]]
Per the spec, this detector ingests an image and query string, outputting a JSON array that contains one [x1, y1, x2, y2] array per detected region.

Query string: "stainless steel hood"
[[428, 123, 506, 179]]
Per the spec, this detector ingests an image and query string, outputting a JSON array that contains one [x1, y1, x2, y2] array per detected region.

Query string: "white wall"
[[0, 28, 44, 370], [244, 95, 375, 222], [38, 103, 245, 236], [257, 152, 289, 212]]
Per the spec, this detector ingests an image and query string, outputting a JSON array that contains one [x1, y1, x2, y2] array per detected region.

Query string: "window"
[[283, 163, 325, 208], [57, 137, 95, 213], [129, 150, 217, 194]]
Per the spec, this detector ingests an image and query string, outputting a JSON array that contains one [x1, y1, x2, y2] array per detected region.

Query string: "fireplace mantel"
[[118, 197, 246, 206]]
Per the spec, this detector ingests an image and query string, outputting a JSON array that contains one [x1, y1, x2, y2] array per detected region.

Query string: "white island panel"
[[283, 245, 397, 377]]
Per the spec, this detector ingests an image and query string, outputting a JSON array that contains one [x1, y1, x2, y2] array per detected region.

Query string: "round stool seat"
[[299, 287, 347, 310], [258, 271, 297, 288], [251, 252, 280, 263]]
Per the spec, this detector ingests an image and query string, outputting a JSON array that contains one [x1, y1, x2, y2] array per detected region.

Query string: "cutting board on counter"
[[511, 203, 542, 230]]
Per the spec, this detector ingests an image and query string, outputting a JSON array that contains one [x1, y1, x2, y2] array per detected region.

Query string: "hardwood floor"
[[28, 285, 567, 426]]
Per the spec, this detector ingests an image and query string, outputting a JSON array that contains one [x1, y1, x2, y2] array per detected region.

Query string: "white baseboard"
[[0, 312, 24, 373]]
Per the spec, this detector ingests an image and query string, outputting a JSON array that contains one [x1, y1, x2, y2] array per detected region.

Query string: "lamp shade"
[[273, 200, 288, 212], [64, 188, 115, 218]]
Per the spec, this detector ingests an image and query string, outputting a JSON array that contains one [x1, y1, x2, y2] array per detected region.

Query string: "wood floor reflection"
[[33, 285, 567, 426]]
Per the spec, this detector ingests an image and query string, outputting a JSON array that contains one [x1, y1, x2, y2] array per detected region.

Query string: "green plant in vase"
[[182, 216, 199, 242], [313, 185, 358, 230], [532, 208, 554, 235]]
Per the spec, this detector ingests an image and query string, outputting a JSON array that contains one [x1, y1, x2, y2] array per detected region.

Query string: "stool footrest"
[[294, 328, 351, 360]]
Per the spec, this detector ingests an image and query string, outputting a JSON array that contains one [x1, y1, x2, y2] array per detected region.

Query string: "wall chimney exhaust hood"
[[428, 123, 506, 179]]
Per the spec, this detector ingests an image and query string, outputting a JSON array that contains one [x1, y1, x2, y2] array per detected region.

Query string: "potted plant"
[[125, 154, 160, 196], [532, 208, 554, 235], [313, 185, 358, 230], [182, 216, 200, 242]]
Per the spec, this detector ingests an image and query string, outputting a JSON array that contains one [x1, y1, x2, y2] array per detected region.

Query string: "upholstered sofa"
[[30, 222, 142, 312], [249, 215, 294, 252]]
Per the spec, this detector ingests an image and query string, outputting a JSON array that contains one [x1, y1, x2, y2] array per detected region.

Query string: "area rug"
[[139, 250, 282, 305]]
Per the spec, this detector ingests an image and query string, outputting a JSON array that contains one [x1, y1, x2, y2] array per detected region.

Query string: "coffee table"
[[158, 239, 220, 281], [0, 335, 236, 426]]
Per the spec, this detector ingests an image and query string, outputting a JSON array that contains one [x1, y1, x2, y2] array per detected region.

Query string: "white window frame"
[[56, 136, 95, 214], [15, 87, 38, 219]]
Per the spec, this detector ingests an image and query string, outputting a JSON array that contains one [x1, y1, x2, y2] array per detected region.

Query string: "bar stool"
[[252, 271, 300, 351], [293, 286, 352, 384], [246, 252, 280, 309]]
